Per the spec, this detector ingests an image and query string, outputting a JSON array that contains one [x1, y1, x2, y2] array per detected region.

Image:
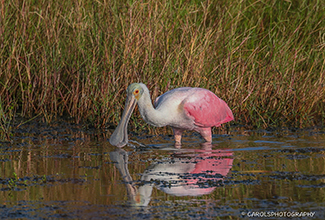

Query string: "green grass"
[[0, 0, 324, 137]]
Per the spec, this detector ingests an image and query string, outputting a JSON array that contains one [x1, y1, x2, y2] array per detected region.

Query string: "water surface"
[[1, 121, 324, 219]]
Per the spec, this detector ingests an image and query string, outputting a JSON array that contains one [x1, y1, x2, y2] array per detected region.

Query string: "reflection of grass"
[[0, 0, 324, 129], [3, 173, 88, 192], [228, 145, 325, 206], [8, 172, 19, 190], [6, 172, 40, 191]]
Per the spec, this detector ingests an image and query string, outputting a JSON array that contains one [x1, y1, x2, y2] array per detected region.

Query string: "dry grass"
[[0, 0, 324, 139]]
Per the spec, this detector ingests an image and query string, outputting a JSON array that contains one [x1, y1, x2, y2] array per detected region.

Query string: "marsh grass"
[[0, 0, 324, 137], [0, 97, 15, 140]]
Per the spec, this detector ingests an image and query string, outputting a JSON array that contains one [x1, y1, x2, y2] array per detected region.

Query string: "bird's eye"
[[134, 89, 139, 95]]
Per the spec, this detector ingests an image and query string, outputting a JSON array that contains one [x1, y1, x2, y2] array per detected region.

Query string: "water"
[[1, 120, 324, 219]]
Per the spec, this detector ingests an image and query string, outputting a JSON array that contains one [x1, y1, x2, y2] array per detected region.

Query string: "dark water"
[[1, 120, 325, 219]]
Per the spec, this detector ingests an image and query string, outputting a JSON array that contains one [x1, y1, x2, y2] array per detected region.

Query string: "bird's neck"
[[137, 90, 167, 127]]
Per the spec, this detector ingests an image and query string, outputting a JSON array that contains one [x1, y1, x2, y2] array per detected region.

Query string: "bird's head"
[[109, 83, 146, 147], [127, 83, 145, 101]]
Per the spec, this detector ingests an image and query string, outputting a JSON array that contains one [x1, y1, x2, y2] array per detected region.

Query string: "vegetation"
[[0, 0, 324, 137]]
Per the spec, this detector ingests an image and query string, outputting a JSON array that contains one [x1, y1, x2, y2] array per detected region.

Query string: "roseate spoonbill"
[[109, 83, 234, 147]]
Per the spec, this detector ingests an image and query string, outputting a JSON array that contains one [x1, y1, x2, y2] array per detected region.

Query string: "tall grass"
[[0, 0, 324, 134]]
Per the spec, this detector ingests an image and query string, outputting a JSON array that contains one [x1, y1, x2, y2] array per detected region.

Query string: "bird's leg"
[[198, 128, 212, 143], [172, 128, 184, 148]]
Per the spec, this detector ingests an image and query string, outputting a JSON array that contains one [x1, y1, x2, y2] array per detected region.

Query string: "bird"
[[109, 83, 234, 147]]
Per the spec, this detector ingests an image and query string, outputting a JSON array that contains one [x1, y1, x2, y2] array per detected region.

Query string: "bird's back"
[[154, 87, 233, 128], [154, 87, 194, 109]]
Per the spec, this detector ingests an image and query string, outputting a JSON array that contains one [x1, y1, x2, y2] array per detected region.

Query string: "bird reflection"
[[110, 143, 233, 206]]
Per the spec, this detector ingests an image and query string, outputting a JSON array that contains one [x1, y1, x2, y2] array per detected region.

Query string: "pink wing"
[[183, 89, 234, 128]]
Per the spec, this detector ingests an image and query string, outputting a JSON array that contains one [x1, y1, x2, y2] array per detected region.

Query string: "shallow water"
[[1, 121, 325, 219]]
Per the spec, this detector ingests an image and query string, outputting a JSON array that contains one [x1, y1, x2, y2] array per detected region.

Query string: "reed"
[[0, 0, 324, 136]]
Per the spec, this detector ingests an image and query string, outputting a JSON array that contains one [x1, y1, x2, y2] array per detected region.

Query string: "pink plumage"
[[183, 89, 234, 128]]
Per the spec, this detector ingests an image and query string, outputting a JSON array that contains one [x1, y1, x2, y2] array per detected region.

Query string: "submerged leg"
[[197, 127, 212, 143], [172, 127, 184, 148]]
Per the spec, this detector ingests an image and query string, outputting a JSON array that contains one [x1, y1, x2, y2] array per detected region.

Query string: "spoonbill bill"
[[109, 83, 234, 147]]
